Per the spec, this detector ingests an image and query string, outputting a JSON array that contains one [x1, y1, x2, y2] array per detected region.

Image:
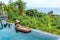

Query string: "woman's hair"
[[15, 22, 19, 25]]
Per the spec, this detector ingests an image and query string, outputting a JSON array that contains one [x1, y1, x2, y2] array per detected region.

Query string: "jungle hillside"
[[1, 0, 60, 35]]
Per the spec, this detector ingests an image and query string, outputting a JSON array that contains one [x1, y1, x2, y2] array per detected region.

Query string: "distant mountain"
[[26, 7, 60, 15]]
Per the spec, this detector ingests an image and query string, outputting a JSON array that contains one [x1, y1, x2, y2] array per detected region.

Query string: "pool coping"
[[32, 29, 60, 38]]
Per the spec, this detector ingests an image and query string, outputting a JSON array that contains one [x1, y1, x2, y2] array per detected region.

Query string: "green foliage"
[[2, 0, 60, 35]]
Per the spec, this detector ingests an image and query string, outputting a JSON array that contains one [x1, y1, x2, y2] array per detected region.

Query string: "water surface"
[[0, 24, 59, 40]]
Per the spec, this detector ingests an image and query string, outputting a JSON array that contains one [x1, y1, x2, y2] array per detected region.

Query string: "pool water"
[[0, 23, 59, 40]]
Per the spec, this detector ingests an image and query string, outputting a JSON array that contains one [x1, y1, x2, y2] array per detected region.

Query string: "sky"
[[0, 0, 60, 8]]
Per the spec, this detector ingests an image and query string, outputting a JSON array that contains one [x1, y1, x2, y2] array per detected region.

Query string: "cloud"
[[0, 0, 15, 4], [0, 0, 60, 8], [0, 0, 9, 4], [23, 0, 60, 8]]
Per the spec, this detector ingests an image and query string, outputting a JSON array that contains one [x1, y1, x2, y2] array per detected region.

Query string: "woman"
[[15, 20, 31, 33]]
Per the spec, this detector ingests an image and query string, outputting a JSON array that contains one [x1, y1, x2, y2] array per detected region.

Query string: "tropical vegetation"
[[1, 0, 60, 35]]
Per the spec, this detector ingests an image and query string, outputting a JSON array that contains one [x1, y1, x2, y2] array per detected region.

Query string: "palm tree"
[[14, 0, 26, 15]]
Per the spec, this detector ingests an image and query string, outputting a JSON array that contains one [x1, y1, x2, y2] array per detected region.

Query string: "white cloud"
[[0, 0, 60, 8], [0, 0, 9, 4], [23, 0, 60, 8], [0, 0, 16, 4]]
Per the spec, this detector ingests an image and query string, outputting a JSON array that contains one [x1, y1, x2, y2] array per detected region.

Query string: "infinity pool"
[[0, 23, 59, 40]]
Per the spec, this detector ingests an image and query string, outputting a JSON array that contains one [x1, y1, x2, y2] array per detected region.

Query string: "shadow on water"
[[0, 22, 23, 33], [0, 23, 11, 30]]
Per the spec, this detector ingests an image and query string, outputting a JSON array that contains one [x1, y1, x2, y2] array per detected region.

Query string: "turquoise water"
[[0, 23, 59, 40]]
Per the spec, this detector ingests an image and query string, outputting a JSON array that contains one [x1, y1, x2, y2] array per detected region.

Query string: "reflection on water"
[[0, 22, 11, 30]]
